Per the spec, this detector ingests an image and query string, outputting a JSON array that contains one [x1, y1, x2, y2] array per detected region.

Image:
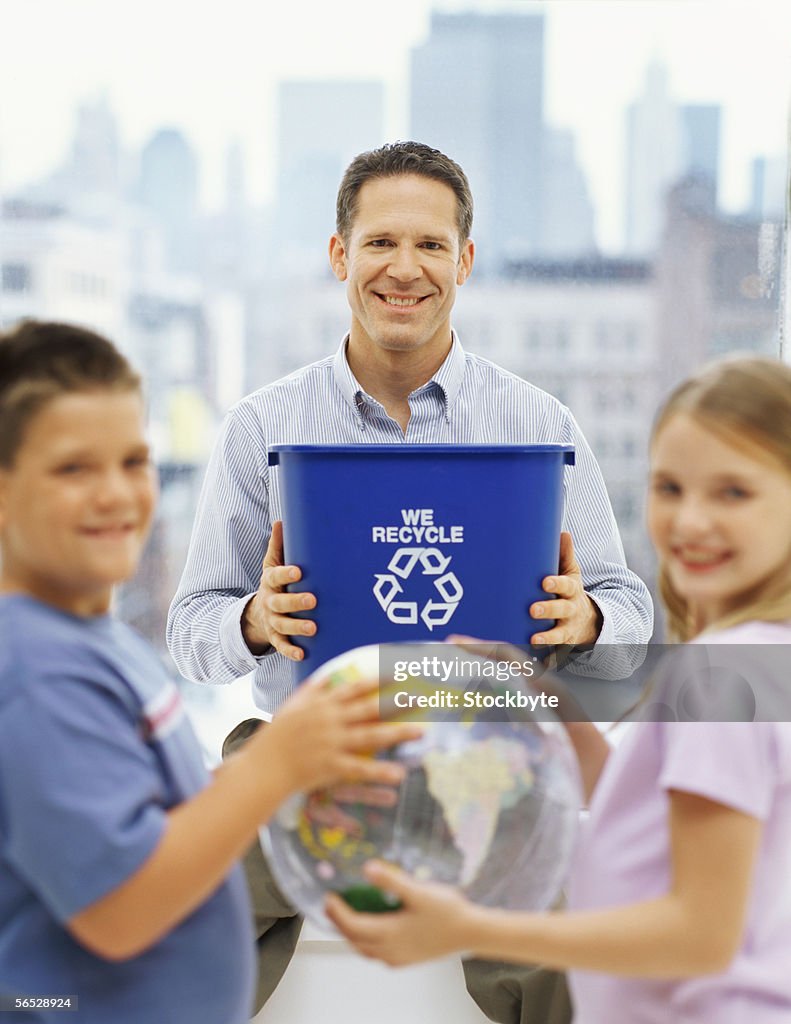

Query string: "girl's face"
[[648, 412, 791, 631]]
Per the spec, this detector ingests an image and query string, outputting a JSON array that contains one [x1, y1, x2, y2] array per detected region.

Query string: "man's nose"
[[386, 246, 422, 282]]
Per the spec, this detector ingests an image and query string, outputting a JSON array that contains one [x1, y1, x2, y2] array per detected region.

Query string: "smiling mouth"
[[376, 293, 427, 308], [81, 525, 136, 538], [673, 548, 732, 571]]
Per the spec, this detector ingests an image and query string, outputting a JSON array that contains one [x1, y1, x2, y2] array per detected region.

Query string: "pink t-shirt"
[[568, 622, 791, 1023]]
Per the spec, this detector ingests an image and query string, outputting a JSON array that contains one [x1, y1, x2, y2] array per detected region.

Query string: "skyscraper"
[[750, 154, 787, 221], [69, 95, 122, 200], [540, 128, 596, 257], [275, 80, 385, 274], [410, 11, 545, 273], [18, 96, 123, 215], [624, 61, 681, 256], [625, 64, 722, 254], [679, 103, 721, 212], [138, 128, 200, 273]]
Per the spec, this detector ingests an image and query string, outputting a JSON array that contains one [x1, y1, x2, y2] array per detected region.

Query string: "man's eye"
[[371, 239, 392, 247], [421, 242, 442, 250]]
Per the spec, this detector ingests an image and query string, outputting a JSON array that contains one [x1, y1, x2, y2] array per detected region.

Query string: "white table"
[[252, 923, 490, 1024]]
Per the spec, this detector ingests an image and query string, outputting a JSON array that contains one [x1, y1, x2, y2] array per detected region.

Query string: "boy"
[[0, 320, 417, 1023]]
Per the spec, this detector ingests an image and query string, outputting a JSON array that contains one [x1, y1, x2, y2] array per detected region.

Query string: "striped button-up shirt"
[[167, 335, 652, 713]]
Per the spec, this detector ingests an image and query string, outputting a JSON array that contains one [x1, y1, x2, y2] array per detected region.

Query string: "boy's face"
[[0, 390, 156, 617]]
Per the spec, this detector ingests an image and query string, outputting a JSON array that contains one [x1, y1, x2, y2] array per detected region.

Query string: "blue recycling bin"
[[268, 444, 575, 681]]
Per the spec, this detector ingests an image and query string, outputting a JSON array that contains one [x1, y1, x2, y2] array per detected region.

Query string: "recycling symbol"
[[373, 547, 464, 631]]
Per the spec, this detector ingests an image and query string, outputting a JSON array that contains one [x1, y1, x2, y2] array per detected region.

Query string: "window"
[[2, 0, 787, 754], [1, 263, 32, 292]]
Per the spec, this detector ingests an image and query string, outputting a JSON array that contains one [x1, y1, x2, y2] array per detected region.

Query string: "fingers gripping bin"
[[267, 444, 575, 681]]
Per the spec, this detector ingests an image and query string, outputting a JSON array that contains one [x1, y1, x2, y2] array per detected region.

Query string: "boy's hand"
[[325, 860, 473, 966], [253, 675, 423, 799], [241, 520, 317, 660]]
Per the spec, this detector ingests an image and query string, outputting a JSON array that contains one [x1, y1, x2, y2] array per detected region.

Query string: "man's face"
[[329, 174, 474, 362]]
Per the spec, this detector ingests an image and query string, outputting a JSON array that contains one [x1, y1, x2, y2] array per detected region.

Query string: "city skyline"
[[410, 11, 551, 269], [1, 0, 788, 251]]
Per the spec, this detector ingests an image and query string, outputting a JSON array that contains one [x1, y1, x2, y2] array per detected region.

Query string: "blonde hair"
[[652, 354, 791, 641]]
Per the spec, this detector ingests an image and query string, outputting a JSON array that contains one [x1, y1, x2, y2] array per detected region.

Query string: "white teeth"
[[679, 551, 725, 565], [384, 296, 420, 306]]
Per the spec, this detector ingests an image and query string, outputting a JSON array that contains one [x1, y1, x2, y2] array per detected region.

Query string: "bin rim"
[[268, 443, 575, 455]]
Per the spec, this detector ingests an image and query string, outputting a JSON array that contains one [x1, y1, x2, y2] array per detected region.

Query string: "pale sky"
[[1, 0, 788, 248]]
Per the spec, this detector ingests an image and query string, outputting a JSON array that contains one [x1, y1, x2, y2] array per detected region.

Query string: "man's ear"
[[329, 234, 348, 282], [457, 238, 474, 285]]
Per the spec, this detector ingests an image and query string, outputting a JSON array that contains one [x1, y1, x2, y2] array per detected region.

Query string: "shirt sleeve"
[[558, 408, 653, 670], [0, 677, 168, 922], [659, 721, 775, 821], [166, 406, 275, 683]]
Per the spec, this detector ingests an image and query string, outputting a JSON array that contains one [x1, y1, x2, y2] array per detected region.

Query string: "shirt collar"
[[431, 331, 466, 413], [332, 334, 364, 415], [332, 331, 466, 425]]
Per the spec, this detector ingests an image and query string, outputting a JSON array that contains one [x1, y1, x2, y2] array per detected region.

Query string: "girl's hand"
[[446, 634, 606, 802], [250, 675, 422, 800], [446, 633, 581, 719], [325, 860, 474, 966]]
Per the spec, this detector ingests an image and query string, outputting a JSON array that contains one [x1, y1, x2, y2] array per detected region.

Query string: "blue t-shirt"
[[0, 595, 255, 1024]]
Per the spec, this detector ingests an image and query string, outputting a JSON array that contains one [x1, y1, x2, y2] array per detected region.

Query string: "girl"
[[327, 355, 791, 1023]]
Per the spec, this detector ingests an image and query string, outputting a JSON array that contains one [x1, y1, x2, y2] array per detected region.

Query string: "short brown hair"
[[336, 141, 474, 244], [0, 320, 141, 467]]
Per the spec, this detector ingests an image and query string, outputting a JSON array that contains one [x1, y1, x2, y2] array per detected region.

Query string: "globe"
[[262, 643, 582, 930]]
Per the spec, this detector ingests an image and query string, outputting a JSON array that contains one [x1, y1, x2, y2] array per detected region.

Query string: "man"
[[167, 141, 652, 1023]]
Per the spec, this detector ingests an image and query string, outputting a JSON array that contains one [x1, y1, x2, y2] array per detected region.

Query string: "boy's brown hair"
[[0, 320, 140, 468]]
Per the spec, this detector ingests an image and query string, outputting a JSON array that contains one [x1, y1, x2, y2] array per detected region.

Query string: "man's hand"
[[529, 531, 603, 647], [305, 783, 400, 834], [241, 521, 317, 660]]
